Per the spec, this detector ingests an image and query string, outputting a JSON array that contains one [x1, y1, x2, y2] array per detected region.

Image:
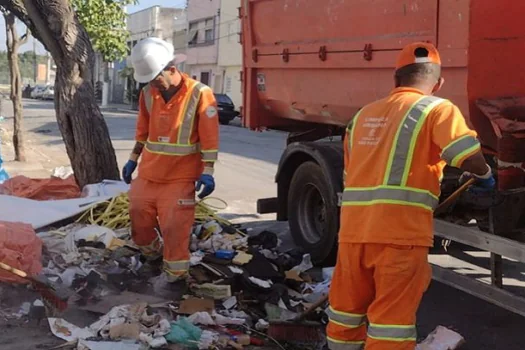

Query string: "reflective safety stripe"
[[142, 82, 209, 157], [327, 337, 365, 350], [342, 186, 439, 210], [326, 307, 366, 328], [164, 260, 190, 272], [178, 83, 206, 144], [145, 141, 200, 155], [441, 135, 480, 167], [347, 109, 363, 155], [367, 323, 417, 342], [143, 85, 153, 114], [384, 96, 446, 186], [201, 150, 218, 162]]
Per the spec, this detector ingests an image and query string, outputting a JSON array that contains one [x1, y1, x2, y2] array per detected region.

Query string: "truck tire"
[[287, 161, 339, 265]]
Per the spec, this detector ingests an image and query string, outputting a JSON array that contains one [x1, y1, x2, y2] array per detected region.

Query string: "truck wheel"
[[288, 161, 339, 265]]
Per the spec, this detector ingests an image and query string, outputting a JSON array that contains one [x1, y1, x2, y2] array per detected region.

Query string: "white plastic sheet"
[[0, 195, 111, 229]]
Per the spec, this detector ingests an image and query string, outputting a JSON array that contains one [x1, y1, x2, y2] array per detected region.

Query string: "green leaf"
[[70, 0, 138, 62]]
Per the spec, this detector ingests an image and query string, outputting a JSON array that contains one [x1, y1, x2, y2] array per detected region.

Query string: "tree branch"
[[0, 0, 48, 52], [19, 26, 30, 45]]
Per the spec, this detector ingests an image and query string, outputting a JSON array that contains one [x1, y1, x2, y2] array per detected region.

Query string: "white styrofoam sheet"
[[0, 195, 111, 229]]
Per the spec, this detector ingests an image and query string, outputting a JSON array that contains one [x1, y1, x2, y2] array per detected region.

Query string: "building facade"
[[217, 0, 242, 110], [186, 0, 222, 92], [118, 6, 187, 106]]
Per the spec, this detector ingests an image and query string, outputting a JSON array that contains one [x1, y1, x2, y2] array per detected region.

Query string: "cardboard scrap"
[[109, 323, 141, 340], [232, 251, 253, 265], [285, 270, 303, 282], [48, 318, 95, 342], [178, 297, 215, 315]]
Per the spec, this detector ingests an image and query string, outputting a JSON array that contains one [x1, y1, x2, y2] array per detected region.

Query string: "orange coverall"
[[327, 88, 481, 350], [129, 74, 219, 282]]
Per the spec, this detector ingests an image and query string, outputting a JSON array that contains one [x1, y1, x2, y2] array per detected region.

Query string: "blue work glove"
[[196, 174, 215, 199], [122, 160, 137, 184], [471, 175, 496, 192], [461, 165, 496, 193]]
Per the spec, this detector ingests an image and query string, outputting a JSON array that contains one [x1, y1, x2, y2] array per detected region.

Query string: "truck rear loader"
[[240, 0, 525, 315]]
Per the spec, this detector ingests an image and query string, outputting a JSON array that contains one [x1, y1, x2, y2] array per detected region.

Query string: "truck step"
[[257, 197, 278, 214]]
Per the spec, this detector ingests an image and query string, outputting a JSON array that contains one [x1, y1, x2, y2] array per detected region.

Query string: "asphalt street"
[[1, 99, 525, 348]]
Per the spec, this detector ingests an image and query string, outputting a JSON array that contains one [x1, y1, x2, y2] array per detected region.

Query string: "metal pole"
[[489, 208, 504, 288]]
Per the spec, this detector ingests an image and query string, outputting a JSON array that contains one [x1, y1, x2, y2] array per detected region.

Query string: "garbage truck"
[[240, 0, 525, 315]]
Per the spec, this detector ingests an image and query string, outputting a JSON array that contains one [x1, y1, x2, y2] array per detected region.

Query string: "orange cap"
[[396, 42, 441, 70]]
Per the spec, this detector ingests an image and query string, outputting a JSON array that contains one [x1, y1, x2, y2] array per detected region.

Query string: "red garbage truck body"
[[241, 0, 525, 316]]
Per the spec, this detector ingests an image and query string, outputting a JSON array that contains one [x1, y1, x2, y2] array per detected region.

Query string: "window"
[[205, 18, 214, 28], [205, 29, 213, 43], [200, 72, 210, 85], [188, 30, 198, 46]]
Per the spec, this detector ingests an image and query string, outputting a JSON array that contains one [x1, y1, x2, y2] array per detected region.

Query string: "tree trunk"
[[0, 0, 120, 188], [4, 12, 26, 161]]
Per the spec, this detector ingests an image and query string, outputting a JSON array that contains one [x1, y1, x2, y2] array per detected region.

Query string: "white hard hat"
[[130, 37, 185, 83]]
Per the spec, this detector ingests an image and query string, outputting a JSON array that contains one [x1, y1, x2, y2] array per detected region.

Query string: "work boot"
[[150, 272, 189, 301], [137, 256, 163, 280]]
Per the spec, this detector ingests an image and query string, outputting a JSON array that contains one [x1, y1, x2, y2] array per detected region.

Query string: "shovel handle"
[[0, 261, 28, 279], [434, 178, 476, 216]]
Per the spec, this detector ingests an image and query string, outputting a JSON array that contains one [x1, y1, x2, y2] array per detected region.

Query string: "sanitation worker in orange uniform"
[[122, 37, 219, 295], [326, 42, 496, 350]]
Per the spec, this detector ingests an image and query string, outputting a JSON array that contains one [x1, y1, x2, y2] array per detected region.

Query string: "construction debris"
[[0, 175, 466, 349], [417, 326, 466, 350]]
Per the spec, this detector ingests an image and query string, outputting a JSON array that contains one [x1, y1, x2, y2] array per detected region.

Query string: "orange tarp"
[[0, 175, 81, 200], [0, 221, 43, 284]]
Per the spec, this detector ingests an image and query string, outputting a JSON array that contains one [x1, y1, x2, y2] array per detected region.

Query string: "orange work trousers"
[[129, 177, 196, 282], [327, 243, 431, 350]]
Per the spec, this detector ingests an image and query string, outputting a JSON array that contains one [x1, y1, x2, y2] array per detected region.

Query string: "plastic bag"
[[0, 175, 80, 200], [0, 146, 8, 184], [165, 317, 202, 348], [0, 221, 42, 284]]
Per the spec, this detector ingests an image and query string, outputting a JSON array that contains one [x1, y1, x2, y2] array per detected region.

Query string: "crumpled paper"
[[48, 318, 95, 342]]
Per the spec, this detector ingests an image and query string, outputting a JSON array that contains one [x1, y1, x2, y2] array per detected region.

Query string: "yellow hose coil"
[[76, 194, 246, 236]]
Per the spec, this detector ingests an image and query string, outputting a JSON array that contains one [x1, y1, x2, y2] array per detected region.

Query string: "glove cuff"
[[473, 164, 492, 180], [203, 166, 214, 176]]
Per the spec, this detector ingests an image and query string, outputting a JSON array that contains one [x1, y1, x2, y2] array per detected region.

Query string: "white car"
[[42, 86, 55, 100], [30, 85, 46, 99]]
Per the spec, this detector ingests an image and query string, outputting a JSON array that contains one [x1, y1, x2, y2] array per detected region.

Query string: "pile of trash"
[[0, 171, 466, 350], [0, 172, 333, 350]]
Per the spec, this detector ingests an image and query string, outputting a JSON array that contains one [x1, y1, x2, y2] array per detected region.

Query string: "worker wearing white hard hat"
[[123, 37, 220, 297]]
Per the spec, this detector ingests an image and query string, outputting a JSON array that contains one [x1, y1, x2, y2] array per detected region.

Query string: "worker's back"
[[340, 87, 476, 247]]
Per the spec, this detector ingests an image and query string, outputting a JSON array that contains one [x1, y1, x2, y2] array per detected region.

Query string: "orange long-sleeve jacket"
[[134, 74, 219, 183], [340, 87, 480, 246]]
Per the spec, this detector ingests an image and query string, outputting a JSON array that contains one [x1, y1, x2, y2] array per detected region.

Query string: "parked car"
[[41, 86, 55, 100], [30, 85, 47, 99], [214, 93, 240, 125]]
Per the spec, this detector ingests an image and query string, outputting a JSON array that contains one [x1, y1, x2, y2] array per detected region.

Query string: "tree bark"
[[0, 0, 120, 188], [4, 11, 27, 161]]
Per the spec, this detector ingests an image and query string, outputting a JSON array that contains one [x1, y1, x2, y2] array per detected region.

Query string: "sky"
[[0, 0, 187, 54]]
